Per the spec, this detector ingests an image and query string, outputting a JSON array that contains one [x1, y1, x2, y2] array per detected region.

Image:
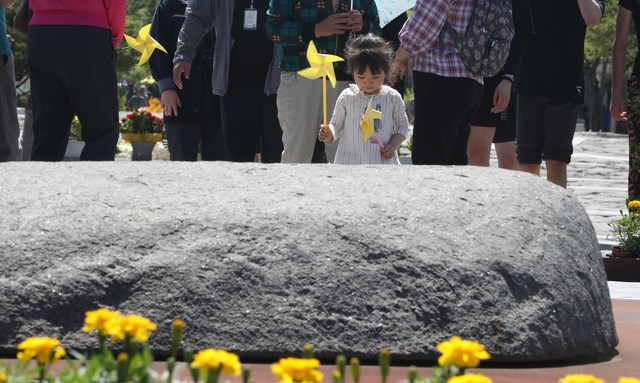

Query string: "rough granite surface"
[[0, 162, 618, 362]]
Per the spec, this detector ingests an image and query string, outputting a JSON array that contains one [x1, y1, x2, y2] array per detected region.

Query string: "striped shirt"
[[399, 0, 482, 83], [329, 85, 410, 165]]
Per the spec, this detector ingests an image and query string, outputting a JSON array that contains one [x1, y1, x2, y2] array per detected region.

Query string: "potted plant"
[[120, 107, 164, 161], [608, 200, 640, 258]]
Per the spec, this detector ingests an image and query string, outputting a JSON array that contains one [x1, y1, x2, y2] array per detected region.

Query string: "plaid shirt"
[[266, 0, 381, 74], [399, 0, 482, 83]]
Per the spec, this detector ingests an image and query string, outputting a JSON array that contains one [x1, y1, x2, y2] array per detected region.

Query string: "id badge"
[[244, 8, 258, 30]]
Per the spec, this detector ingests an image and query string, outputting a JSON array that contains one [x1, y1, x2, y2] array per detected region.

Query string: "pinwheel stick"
[[372, 132, 385, 149], [323, 77, 328, 132]]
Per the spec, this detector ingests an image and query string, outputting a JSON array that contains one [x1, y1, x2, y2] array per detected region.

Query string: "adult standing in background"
[[611, 0, 640, 201], [150, 0, 225, 162], [381, 11, 408, 98], [516, 0, 604, 188], [467, 0, 534, 170], [266, 0, 381, 164], [0, 0, 20, 162], [28, 0, 126, 161], [391, 0, 483, 166], [173, 0, 283, 163], [125, 85, 150, 112]]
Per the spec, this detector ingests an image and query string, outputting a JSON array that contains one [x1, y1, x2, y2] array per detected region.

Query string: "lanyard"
[[249, 0, 254, 9]]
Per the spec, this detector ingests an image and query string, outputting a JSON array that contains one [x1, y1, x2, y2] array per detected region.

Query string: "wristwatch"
[[502, 73, 515, 83]]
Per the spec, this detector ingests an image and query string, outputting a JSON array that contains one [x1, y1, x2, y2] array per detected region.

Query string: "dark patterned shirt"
[[266, 0, 381, 74]]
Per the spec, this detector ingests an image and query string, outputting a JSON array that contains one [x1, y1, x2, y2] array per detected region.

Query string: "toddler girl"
[[319, 35, 409, 164]]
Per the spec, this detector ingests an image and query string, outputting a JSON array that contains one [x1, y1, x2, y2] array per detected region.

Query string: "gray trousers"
[[277, 72, 347, 163], [0, 54, 20, 162]]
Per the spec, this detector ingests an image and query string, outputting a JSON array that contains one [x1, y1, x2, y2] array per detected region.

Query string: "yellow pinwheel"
[[124, 24, 167, 66], [298, 40, 344, 87], [360, 99, 384, 148], [297, 41, 344, 131]]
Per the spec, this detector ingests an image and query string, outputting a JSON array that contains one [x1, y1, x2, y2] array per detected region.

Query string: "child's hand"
[[319, 124, 334, 144], [381, 143, 396, 159]]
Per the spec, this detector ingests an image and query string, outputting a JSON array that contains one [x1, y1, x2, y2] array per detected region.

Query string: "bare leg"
[[519, 163, 541, 176], [495, 141, 517, 170], [545, 159, 568, 188], [467, 126, 496, 166]]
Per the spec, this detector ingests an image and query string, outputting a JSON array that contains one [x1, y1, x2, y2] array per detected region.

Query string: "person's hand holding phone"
[[347, 10, 363, 32], [315, 13, 352, 37]]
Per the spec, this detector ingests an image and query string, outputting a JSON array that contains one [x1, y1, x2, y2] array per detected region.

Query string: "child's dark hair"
[[345, 34, 393, 76]]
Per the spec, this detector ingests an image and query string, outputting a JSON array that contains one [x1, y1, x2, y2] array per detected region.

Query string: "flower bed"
[[1, 308, 638, 383]]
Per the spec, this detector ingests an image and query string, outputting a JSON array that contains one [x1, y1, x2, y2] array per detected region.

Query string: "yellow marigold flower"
[[117, 352, 129, 362], [17, 337, 66, 365], [0, 371, 7, 383], [437, 336, 491, 368], [271, 357, 323, 383], [619, 378, 640, 383], [172, 319, 186, 331], [105, 314, 157, 343], [447, 373, 493, 383], [559, 374, 605, 383], [190, 349, 242, 376], [82, 308, 121, 335], [628, 200, 640, 211]]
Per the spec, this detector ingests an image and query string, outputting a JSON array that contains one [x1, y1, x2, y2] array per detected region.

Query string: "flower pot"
[[611, 246, 639, 258], [142, 133, 163, 143], [603, 252, 640, 282], [131, 142, 156, 161], [121, 133, 143, 143]]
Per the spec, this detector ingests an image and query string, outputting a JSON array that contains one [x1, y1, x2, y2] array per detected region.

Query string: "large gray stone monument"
[[0, 163, 618, 362]]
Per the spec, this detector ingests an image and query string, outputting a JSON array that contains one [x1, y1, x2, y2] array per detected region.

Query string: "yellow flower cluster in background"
[[17, 337, 66, 365], [172, 319, 186, 331], [437, 336, 491, 368], [271, 357, 323, 383], [559, 374, 605, 383], [447, 373, 493, 383], [82, 308, 122, 336], [190, 348, 242, 376], [82, 308, 157, 343], [104, 314, 158, 343], [6, 311, 640, 383]]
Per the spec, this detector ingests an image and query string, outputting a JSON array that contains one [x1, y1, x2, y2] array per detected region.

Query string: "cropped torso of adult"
[[517, 0, 604, 104], [619, 0, 640, 76], [28, 0, 126, 47]]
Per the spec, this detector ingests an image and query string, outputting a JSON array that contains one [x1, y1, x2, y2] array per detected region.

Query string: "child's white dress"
[[329, 84, 410, 164]]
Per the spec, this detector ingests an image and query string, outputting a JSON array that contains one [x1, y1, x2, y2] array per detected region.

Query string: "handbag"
[[13, 0, 32, 36]]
